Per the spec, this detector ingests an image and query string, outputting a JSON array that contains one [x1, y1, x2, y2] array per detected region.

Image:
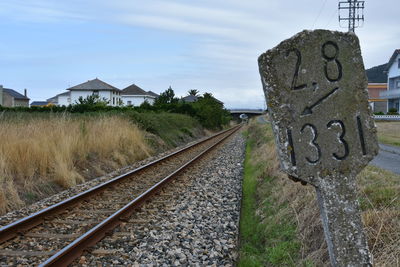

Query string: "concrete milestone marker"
[[258, 30, 378, 266]]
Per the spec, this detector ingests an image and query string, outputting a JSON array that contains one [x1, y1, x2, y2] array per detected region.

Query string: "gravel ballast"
[[80, 131, 246, 266]]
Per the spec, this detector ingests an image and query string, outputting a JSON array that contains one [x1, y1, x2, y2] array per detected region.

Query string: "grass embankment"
[[239, 118, 400, 266], [128, 111, 203, 148], [0, 112, 202, 215], [375, 121, 400, 147], [239, 122, 306, 266]]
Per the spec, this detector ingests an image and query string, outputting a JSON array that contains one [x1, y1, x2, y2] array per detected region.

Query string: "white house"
[[66, 78, 122, 106], [47, 91, 71, 106], [380, 49, 400, 112], [58, 92, 71, 106], [121, 84, 158, 106]]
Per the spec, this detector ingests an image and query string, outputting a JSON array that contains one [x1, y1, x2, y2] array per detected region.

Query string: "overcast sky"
[[1, 0, 399, 108]]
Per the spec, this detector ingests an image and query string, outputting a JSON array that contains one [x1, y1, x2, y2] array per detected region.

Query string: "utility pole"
[[338, 0, 365, 32]]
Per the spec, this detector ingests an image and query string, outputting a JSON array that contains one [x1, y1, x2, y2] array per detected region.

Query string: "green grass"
[[378, 136, 400, 147], [358, 165, 400, 210], [0, 110, 203, 149], [239, 139, 264, 266], [375, 121, 400, 147], [239, 130, 302, 266], [127, 111, 202, 147]]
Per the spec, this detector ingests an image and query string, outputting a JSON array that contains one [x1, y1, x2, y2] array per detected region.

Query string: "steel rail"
[[0, 125, 240, 244], [40, 124, 241, 266]]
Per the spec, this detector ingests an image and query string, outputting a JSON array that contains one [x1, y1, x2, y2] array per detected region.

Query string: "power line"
[[312, 0, 328, 29], [338, 0, 365, 32], [325, 9, 338, 28]]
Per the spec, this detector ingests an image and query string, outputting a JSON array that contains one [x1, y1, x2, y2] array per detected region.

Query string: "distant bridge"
[[228, 108, 265, 114], [228, 109, 266, 121]]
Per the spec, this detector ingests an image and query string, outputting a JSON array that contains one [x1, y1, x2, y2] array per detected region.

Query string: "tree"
[[139, 100, 153, 110], [70, 94, 110, 112], [203, 92, 216, 101], [192, 92, 230, 129], [76, 94, 109, 106], [188, 89, 199, 96], [154, 86, 178, 105]]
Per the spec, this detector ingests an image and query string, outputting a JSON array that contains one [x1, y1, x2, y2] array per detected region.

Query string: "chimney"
[[24, 88, 27, 97]]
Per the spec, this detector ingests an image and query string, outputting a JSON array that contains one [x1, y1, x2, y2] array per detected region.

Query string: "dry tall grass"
[[248, 118, 400, 266], [376, 121, 400, 146], [0, 115, 151, 214]]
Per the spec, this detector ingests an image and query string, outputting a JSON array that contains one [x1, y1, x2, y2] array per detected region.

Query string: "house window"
[[398, 58, 400, 68], [93, 90, 99, 96], [127, 101, 132, 105], [113, 97, 115, 105], [396, 81, 400, 88]]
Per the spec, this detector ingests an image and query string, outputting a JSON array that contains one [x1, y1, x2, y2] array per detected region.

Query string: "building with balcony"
[[367, 83, 387, 113], [381, 49, 400, 112]]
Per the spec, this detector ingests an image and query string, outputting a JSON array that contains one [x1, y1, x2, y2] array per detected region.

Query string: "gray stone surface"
[[258, 30, 378, 267], [258, 30, 378, 183]]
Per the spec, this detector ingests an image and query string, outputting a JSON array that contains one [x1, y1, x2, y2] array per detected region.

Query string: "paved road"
[[257, 115, 269, 124], [370, 144, 400, 175]]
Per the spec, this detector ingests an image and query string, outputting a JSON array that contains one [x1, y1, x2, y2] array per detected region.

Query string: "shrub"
[[191, 93, 231, 129], [387, 108, 399, 115], [127, 111, 201, 147]]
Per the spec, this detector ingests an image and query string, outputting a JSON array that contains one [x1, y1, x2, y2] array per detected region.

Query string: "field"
[[0, 112, 203, 215], [375, 121, 400, 147], [239, 118, 399, 266]]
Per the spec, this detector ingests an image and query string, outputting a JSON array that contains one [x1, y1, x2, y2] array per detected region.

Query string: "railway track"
[[0, 125, 241, 266]]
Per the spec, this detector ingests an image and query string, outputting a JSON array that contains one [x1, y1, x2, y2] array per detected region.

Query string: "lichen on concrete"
[[258, 29, 378, 267]]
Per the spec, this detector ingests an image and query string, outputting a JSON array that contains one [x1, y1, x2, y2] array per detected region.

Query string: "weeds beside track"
[[0, 112, 203, 216], [239, 117, 399, 266]]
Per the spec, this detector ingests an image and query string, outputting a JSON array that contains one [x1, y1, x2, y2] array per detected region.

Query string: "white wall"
[[70, 90, 121, 106], [58, 95, 70, 106], [121, 95, 155, 106], [388, 54, 400, 79], [369, 102, 374, 111], [106, 91, 122, 106], [146, 97, 155, 105], [71, 90, 92, 104]]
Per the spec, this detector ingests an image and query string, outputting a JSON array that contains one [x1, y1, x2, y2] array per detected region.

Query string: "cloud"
[[2, 0, 399, 108], [0, 1, 90, 22], [118, 14, 241, 39], [110, 1, 275, 30]]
